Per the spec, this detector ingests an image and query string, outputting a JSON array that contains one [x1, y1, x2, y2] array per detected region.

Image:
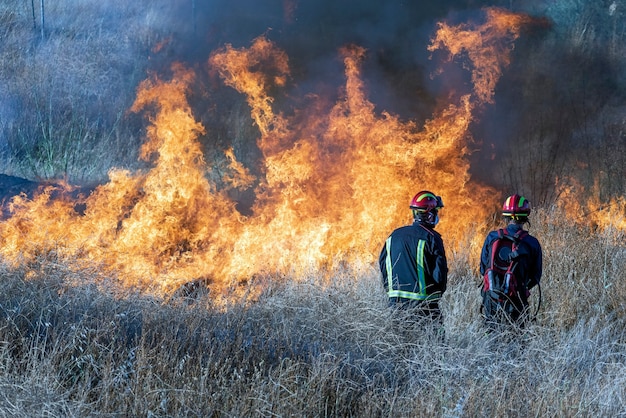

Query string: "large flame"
[[0, 8, 539, 298]]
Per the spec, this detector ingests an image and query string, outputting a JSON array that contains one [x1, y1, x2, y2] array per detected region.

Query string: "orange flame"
[[428, 8, 536, 105], [0, 8, 539, 298]]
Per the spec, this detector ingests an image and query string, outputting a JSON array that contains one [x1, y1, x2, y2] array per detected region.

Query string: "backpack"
[[481, 228, 529, 323]]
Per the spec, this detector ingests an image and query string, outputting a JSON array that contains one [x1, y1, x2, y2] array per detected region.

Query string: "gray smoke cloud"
[[152, 0, 508, 120], [5, 0, 621, 203]]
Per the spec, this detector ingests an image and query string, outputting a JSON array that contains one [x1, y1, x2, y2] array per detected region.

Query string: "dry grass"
[[1, 1, 625, 415], [0, 0, 175, 183], [0, 207, 624, 416]]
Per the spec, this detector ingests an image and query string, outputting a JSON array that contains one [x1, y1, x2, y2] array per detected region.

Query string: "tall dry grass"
[[0, 206, 624, 416], [0, 0, 182, 183]]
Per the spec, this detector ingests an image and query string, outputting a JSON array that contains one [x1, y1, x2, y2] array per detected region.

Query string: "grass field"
[[0, 207, 624, 417], [1, 1, 625, 415]]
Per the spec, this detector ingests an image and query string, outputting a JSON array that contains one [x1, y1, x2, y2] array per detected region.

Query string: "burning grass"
[[0, 207, 624, 416]]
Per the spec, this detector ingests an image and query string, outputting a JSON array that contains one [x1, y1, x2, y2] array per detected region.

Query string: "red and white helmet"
[[502, 194, 531, 220]]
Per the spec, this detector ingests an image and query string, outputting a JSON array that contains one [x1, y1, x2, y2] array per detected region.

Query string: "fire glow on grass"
[[0, 8, 544, 297], [557, 179, 626, 234]]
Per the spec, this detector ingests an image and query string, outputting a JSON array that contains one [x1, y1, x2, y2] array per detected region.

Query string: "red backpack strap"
[[515, 229, 528, 240]]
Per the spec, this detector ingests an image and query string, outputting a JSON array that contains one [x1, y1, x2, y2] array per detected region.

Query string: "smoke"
[[152, 1, 509, 119], [151, 2, 557, 168]]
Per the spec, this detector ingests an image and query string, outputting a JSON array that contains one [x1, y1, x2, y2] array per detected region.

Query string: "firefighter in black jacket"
[[379, 190, 448, 320], [480, 194, 543, 326]]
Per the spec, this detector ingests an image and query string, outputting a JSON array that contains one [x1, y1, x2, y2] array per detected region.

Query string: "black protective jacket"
[[379, 221, 448, 303]]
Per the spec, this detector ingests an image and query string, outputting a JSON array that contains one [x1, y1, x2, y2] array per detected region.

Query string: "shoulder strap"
[[509, 229, 529, 260], [512, 229, 528, 241], [513, 229, 528, 244]]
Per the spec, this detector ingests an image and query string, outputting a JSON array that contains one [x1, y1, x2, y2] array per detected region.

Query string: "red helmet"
[[502, 194, 531, 219], [410, 190, 443, 213]]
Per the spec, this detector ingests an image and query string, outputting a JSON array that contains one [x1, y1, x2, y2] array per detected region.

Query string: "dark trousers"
[[482, 290, 529, 329], [388, 298, 443, 323]]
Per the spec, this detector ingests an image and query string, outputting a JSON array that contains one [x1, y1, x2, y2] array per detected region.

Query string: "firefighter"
[[379, 190, 448, 322], [480, 194, 543, 326]]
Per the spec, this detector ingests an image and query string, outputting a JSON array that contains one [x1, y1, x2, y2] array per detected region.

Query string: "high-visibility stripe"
[[417, 239, 426, 293], [385, 238, 438, 301], [385, 236, 394, 294], [387, 291, 440, 301]]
